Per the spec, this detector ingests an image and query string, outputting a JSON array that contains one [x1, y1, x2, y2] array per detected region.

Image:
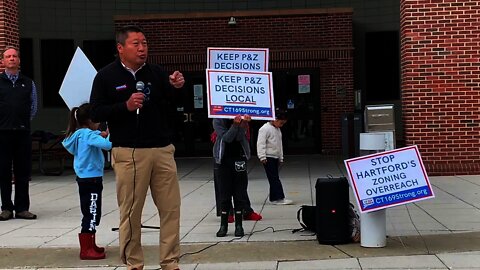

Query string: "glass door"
[[257, 69, 322, 154], [172, 72, 213, 157]]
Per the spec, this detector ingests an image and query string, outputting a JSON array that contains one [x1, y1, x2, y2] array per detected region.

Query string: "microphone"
[[136, 81, 145, 115]]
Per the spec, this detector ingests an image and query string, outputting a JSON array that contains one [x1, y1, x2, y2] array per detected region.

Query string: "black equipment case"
[[315, 176, 351, 245]]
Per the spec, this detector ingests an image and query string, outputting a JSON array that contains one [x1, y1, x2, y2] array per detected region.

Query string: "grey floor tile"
[[359, 255, 446, 269], [2, 156, 480, 270], [195, 261, 277, 270], [37, 268, 118, 270], [0, 235, 58, 248], [437, 251, 480, 269], [278, 258, 361, 269]]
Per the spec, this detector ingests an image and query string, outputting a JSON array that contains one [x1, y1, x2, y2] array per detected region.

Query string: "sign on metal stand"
[[345, 144, 435, 247]]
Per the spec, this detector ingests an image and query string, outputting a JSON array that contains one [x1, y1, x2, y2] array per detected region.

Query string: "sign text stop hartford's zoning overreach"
[[344, 145, 435, 213]]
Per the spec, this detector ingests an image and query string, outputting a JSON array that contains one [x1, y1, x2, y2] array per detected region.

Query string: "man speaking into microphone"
[[90, 25, 184, 270]]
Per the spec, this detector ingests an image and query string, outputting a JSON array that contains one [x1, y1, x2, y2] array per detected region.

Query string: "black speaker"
[[315, 176, 350, 245]]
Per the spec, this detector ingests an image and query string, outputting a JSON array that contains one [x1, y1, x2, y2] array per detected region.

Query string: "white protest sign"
[[207, 47, 269, 72], [344, 145, 435, 213], [206, 69, 275, 120], [59, 47, 97, 110]]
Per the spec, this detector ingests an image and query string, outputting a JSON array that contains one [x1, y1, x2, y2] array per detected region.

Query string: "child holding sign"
[[213, 114, 253, 237]]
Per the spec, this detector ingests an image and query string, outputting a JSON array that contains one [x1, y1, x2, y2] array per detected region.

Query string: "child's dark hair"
[[275, 109, 288, 120], [65, 103, 92, 137]]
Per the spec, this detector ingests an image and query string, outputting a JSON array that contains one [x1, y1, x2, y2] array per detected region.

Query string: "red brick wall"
[[115, 9, 354, 152], [401, 1, 480, 175], [0, 0, 19, 71]]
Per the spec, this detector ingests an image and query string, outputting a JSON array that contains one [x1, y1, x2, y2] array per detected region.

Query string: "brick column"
[[400, 0, 480, 175], [0, 0, 19, 71]]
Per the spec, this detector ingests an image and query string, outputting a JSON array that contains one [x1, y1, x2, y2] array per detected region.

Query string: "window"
[[82, 40, 116, 70], [365, 31, 400, 101], [19, 38, 34, 79], [41, 39, 75, 107]]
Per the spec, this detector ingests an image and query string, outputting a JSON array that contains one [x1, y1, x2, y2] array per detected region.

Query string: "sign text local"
[[344, 145, 435, 213], [206, 69, 274, 120]]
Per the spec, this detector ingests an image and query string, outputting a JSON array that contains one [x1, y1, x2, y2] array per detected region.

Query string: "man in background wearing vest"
[[0, 47, 38, 221]]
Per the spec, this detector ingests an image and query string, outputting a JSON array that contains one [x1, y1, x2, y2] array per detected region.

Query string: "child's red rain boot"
[[78, 233, 106, 260], [92, 233, 105, 253], [244, 211, 262, 221]]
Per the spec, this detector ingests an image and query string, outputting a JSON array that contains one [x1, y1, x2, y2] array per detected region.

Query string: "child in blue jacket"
[[62, 103, 112, 260]]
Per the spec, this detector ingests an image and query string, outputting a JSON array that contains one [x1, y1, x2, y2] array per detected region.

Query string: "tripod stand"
[[111, 224, 160, 231]]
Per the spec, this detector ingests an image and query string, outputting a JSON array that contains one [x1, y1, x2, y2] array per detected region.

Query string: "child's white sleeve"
[[257, 126, 267, 161]]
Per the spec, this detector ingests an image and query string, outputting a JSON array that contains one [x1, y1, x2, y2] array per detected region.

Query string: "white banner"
[[58, 47, 97, 110]]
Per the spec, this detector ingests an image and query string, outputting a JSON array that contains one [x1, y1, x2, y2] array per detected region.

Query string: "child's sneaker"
[[271, 199, 293, 205], [244, 211, 262, 221]]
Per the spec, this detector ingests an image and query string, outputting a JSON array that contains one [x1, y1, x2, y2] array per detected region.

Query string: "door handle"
[[184, 113, 194, 123]]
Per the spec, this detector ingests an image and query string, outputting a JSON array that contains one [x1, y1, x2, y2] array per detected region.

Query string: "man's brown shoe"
[[15, 211, 37, 220], [0, 210, 13, 221]]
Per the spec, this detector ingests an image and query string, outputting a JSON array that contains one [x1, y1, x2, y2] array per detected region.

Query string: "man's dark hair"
[[116, 25, 145, 45], [275, 109, 288, 120]]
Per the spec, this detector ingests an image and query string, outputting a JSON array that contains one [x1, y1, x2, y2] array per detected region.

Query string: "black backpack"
[[293, 203, 360, 243], [293, 205, 316, 233]]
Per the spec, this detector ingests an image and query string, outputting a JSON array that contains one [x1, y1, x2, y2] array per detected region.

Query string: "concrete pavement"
[[1, 155, 480, 269]]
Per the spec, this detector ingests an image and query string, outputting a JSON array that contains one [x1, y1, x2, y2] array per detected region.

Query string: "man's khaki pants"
[[112, 145, 181, 270]]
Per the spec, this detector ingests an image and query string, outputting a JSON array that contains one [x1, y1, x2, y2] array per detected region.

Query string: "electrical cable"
[[177, 225, 299, 259], [178, 236, 241, 259], [112, 86, 163, 266], [120, 138, 137, 262], [123, 109, 140, 263], [109, 95, 146, 265]]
